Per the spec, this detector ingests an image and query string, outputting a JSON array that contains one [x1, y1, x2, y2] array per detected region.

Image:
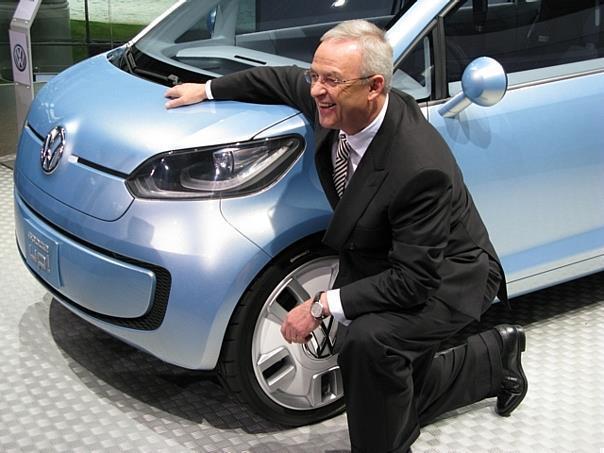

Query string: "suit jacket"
[[211, 66, 507, 320]]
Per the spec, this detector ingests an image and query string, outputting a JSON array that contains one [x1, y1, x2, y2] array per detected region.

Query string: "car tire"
[[218, 236, 345, 426]]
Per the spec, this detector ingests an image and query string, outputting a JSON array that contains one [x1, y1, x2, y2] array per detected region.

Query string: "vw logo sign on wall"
[[13, 44, 27, 72], [40, 127, 66, 174]]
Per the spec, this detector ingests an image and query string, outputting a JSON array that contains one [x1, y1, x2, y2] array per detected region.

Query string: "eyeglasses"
[[303, 70, 374, 88]]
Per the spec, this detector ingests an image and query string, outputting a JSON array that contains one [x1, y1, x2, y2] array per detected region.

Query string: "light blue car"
[[14, 0, 604, 426]]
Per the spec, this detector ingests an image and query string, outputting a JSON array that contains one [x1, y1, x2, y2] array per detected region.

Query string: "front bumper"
[[14, 170, 271, 370]]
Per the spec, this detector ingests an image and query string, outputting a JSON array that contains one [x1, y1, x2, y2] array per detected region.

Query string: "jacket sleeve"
[[209, 66, 316, 125], [339, 168, 452, 318]]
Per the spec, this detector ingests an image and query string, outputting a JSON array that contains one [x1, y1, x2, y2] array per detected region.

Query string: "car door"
[[423, 0, 604, 296]]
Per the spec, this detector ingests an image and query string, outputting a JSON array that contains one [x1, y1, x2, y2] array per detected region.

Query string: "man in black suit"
[[166, 19, 527, 453]]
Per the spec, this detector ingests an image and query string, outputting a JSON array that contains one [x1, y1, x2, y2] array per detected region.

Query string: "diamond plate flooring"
[[1, 164, 603, 452]]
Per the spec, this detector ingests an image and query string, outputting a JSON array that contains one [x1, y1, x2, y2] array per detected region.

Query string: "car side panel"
[[428, 70, 604, 294]]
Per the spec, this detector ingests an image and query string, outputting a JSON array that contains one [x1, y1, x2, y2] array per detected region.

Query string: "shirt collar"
[[340, 94, 389, 160]]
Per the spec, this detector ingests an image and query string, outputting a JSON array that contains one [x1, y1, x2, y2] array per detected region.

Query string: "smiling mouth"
[[318, 103, 336, 110]]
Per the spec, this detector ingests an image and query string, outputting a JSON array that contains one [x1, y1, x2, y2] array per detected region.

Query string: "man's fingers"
[[281, 323, 294, 344], [164, 84, 204, 109], [164, 86, 178, 98], [164, 97, 187, 109], [280, 300, 320, 344], [164, 86, 187, 109]]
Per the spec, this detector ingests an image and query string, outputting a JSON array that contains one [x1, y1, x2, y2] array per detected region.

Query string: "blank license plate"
[[25, 220, 61, 288]]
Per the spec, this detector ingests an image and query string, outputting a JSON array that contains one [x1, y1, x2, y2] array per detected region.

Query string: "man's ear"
[[368, 75, 386, 100]]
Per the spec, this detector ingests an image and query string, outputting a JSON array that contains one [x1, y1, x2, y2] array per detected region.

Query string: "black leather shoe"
[[494, 324, 527, 416]]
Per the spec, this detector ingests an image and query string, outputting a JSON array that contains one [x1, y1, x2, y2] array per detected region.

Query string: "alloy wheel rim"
[[251, 256, 343, 411]]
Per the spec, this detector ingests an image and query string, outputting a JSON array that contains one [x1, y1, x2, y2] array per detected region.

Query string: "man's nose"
[[310, 81, 327, 98]]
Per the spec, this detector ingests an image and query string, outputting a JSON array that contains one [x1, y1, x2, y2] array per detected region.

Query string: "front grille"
[[19, 199, 172, 330]]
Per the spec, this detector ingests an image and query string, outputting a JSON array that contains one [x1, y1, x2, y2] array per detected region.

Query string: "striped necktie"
[[333, 134, 351, 197]]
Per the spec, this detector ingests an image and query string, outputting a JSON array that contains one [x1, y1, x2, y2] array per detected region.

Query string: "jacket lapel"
[[321, 103, 395, 251]]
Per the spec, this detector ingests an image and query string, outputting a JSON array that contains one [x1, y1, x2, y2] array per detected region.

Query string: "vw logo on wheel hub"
[[40, 126, 66, 174], [303, 317, 337, 359]]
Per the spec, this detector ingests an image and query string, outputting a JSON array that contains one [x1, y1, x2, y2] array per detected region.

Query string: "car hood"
[[27, 53, 300, 175], [17, 53, 301, 222]]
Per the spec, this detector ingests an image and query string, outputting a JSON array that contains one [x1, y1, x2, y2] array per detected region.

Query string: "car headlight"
[[126, 135, 304, 199]]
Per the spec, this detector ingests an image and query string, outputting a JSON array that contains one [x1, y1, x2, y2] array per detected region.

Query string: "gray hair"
[[321, 19, 393, 91]]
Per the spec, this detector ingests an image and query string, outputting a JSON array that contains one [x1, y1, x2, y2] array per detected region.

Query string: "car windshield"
[[120, 0, 412, 85]]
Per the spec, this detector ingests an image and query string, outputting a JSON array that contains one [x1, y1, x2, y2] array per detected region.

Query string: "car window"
[[236, 0, 398, 33], [444, 0, 604, 93], [392, 35, 434, 101], [234, 0, 398, 63], [134, 0, 401, 81]]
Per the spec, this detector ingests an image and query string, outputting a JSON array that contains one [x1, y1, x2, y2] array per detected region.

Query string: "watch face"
[[311, 301, 323, 318]]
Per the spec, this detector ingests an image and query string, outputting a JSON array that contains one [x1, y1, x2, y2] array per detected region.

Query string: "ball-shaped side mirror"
[[439, 57, 508, 118]]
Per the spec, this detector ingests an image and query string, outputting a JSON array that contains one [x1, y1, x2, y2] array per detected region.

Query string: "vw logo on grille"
[[304, 317, 337, 360], [13, 44, 27, 72], [40, 126, 66, 174]]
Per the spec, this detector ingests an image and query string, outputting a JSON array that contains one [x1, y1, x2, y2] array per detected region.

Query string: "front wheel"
[[218, 238, 345, 426]]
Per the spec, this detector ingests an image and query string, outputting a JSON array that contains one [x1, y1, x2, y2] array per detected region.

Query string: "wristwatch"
[[310, 291, 326, 320]]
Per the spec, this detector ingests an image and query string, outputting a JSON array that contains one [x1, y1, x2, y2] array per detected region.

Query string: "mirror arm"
[[438, 91, 472, 118]]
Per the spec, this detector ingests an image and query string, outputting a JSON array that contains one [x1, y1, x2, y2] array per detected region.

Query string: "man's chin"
[[318, 116, 338, 131]]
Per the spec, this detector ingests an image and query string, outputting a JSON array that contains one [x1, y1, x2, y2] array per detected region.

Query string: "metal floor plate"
[[1, 165, 603, 452]]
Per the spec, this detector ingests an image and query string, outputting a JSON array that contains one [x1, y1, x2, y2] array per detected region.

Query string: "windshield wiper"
[[122, 44, 137, 73], [121, 45, 180, 86]]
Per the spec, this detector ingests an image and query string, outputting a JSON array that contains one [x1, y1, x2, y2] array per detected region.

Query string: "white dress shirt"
[[205, 80, 215, 99]]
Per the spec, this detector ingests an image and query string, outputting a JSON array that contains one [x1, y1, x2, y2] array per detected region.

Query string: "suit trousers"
[[337, 270, 504, 452]]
